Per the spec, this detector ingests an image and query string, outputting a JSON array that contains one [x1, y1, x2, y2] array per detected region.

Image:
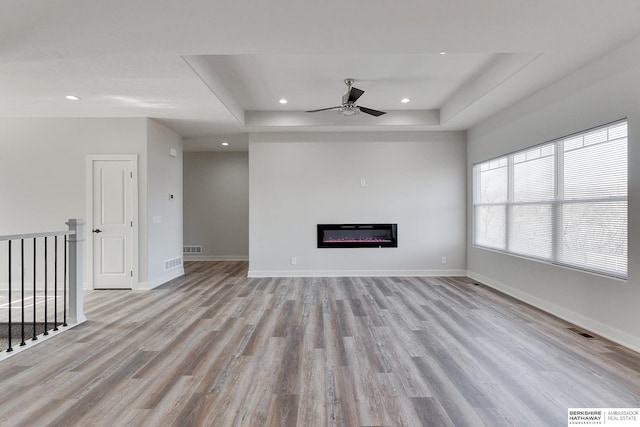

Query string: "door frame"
[[86, 154, 139, 290]]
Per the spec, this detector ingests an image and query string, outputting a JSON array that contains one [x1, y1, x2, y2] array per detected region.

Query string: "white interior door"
[[91, 158, 135, 289]]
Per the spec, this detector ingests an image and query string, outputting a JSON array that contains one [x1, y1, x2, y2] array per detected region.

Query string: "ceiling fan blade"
[[358, 106, 386, 117], [347, 87, 365, 103], [306, 106, 342, 113]]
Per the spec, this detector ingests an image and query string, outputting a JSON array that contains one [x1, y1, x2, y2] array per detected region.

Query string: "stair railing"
[[0, 219, 86, 354]]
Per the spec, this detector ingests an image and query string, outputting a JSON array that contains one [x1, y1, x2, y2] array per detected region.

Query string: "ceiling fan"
[[306, 79, 386, 117]]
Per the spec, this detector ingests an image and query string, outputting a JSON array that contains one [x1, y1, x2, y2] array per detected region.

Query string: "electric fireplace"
[[317, 224, 398, 248]]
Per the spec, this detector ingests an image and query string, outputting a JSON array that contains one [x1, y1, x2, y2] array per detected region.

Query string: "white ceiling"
[[198, 54, 497, 110], [2, 1, 640, 151]]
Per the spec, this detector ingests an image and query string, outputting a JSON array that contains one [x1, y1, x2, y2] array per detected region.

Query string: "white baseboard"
[[138, 268, 185, 290], [467, 270, 640, 354], [247, 269, 467, 278], [184, 255, 248, 261]]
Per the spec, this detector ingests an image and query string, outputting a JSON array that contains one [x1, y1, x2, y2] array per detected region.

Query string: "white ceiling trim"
[[182, 55, 245, 126], [245, 110, 440, 129], [440, 53, 542, 124]]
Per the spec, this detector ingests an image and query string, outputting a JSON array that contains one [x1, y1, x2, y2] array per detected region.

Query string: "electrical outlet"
[[441, 256, 447, 265], [291, 257, 297, 265]]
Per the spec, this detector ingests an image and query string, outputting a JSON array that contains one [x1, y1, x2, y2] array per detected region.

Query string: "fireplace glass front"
[[317, 224, 398, 248]]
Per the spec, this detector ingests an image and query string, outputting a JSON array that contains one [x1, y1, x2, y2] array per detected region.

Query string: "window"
[[473, 120, 628, 279]]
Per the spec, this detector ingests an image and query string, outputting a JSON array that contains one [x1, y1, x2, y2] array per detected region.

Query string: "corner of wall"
[[145, 120, 184, 287], [138, 267, 185, 290]]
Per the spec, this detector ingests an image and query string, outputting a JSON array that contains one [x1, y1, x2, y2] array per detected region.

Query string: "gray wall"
[[146, 120, 184, 288], [183, 151, 249, 259], [249, 131, 467, 276], [0, 118, 148, 288], [0, 118, 147, 235], [467, 36, 640, 351], [0, 117, 184, 289]]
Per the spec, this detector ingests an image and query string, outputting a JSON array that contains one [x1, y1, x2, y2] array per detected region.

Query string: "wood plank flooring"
[[0, 261, 639, 426]]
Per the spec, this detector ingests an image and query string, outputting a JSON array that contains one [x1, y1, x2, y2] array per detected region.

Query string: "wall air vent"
[[183, 245, 203, 254], [164, 256, 183, 271], [567, 327, 595, 339]]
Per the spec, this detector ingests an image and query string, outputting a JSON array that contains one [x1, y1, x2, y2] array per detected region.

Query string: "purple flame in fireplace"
[[323, 238, 392, 243]]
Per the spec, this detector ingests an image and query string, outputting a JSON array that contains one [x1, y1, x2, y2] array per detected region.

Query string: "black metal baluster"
[[32, 238, 37, 341], [7, 240, 13, 352], [53, 236, 58, 331], [43, 237, 48, 336], [63, 235, 67, 327], [20, 239, 25, 346]]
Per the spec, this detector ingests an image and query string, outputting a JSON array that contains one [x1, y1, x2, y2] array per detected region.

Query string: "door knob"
[[93, 229, 103, 233]]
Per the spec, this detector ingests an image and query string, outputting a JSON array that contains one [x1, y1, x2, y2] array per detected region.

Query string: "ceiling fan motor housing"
[[343, 78, 356, 105]]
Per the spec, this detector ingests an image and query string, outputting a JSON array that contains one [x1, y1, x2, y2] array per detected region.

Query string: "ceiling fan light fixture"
[[339, 105, 359, 116]]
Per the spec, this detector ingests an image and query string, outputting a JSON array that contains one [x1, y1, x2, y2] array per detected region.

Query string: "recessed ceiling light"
[[65, 95, 81, 101], [221, 142, 229, 146], [439, 52, 447, 55], [401, 98, 410, 103], [279, 98, 288, 104]]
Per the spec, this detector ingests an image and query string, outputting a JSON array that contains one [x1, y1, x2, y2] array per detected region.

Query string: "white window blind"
[[473, 120, 628, 279]]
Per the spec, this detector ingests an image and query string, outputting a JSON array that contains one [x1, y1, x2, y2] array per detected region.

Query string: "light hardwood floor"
[[0, 261, 639, 426]]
